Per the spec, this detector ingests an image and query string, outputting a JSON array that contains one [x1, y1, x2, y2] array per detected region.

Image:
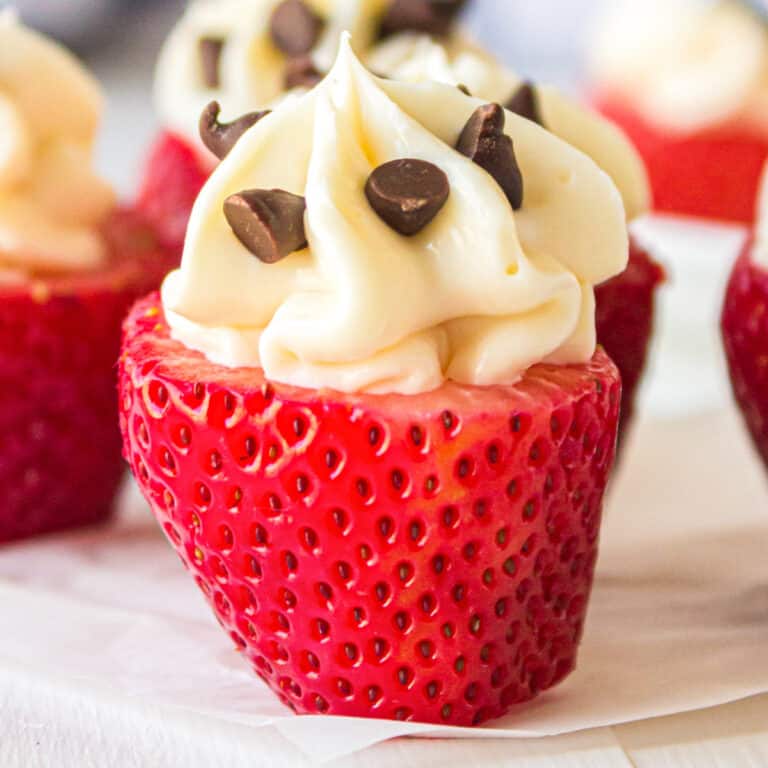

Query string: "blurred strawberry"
[[136, 131, 212, 256], [0, 210, 174, 542], [722, 242, 768, 468], [596, 236, 664, 445]]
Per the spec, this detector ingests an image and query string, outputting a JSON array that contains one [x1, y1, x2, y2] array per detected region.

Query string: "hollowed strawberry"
[[119, 293, 621, 726]]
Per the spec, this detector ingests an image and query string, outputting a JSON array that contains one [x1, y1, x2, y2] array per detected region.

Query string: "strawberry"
[[0, 209, 174, 543], [136, 131, 212, 256], [595, 236, 664, 445], [119, 293, 621, 726], [595, 93, 768, 224], [722, 243, 768, 468]]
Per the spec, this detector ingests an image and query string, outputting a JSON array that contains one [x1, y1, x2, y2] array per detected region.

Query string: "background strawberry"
[[596, 236, 664, 446], [136, 131, 211, 256], [119, 293, 621, 726], [0, 210, 174, 543], [722, 244, 768, 469], [595, 94, 768, 224]]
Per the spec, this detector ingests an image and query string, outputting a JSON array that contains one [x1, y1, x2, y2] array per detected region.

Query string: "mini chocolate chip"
[[457, 83, 472, 96], [284, 56, 324, 89], [506, 82, 543, 126], [365, 159, 450, 236], [379, 0, 467, 38], [199, 37, 225, 88], [270, 0, 324, 56], [199, 101, 271, 160], [224, 189, 307, 263], [456, 103, 524, 210]]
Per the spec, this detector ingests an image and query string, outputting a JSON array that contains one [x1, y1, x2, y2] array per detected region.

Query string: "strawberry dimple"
[[722, 246, 768, 469], [119, 293, 621, 726]]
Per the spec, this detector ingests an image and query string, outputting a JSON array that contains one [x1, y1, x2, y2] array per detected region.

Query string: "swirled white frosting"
[[0, 12, 114, 283], [162, 40, 627, 394], [589, 0, 768, 135]]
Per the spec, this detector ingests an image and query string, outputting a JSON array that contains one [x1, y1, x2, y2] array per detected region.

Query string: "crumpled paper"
[[1, 408, 767, 764]]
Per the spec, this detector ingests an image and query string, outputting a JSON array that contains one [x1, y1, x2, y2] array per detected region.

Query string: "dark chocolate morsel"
[[379, 0, 467, 38], [224, 189, 308, 263], [199, 101, 271, 160], [456, 103, 524, 210], [270, 0, 324, 57], [199, 37, 225, 89], [365, 158, 450, 236], [457, 83, 472, 96], [284, 56, 325, 89], [506, 82, 543, 127]]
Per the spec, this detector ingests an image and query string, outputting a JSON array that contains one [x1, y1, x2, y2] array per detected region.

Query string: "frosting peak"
[[0, 14, 114, 282], [162, 41, 628, 395]]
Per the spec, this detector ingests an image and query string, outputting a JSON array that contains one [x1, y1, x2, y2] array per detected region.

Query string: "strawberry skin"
[[596, 236, 664, 445], [0, 210, 174, 543], [595, 92, 768, 223], [136, 131, 211, 256], [119, 293, 621, 726], [722, 245, 768, 468]]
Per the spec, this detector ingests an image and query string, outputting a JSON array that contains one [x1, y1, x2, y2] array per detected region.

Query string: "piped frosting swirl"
[[162, 40, 628, 395]]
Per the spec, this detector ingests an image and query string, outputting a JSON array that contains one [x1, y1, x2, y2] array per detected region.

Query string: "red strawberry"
[[0, 209, 174, 543], [119, 293, 621, 726], [136, 131, 212, 256], [595, 92, 768, 224], [595, 236, 664, 445], [722, 243, 768, 468]]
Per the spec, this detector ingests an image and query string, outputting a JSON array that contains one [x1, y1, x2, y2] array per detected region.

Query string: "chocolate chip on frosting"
[[224, 189, 308, 263], [457, 83, 472, 96], [456, 103, 524, 210], [506, 82, 543, 127], [379, 0, 467, 38], [365, 159, 450, 236], [199, 101, 271, 160], [270, 0, 324, 57], [199, 37, 225, 88], [284, 56, 325, 89]]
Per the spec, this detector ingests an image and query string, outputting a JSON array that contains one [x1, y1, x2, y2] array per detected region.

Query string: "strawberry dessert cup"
[[590, 0, 768, 224], [120, 42, 628, 725], [144, 0, 661, 443], [722, 166, 768, 468], [0, 17, 174, 542]]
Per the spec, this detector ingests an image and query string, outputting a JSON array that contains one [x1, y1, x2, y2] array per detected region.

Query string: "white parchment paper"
[[1, 407, 767, 764]]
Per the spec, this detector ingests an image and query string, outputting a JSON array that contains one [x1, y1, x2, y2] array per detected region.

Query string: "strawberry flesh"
[[722, 245, 768, 468], [119, 293, 621, 726]]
